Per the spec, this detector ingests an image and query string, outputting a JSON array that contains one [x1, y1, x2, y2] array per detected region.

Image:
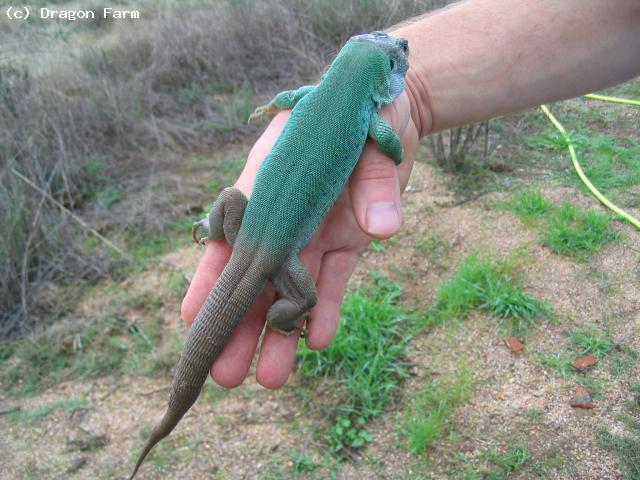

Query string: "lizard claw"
[[248, 104, 277, 124], [192, 218, 209, 246]]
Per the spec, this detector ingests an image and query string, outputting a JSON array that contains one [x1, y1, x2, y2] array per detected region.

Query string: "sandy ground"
[[1, 156, 639, 479]]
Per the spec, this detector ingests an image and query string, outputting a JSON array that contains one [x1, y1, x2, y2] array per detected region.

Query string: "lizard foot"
[[248, 104, 277, 123], [191, 217, 209, 246], [267, 300, 310, 337]]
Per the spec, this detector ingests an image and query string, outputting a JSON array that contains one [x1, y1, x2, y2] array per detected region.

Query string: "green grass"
[[414, 234, 451, 270], [8, 398, 89, 424], [484, 445, 530, 479], [539, 352, 574, 379], [609, 345, 639, 377], [539, 328, 613, 379], [543, 203, 619, 259], [571, 329, 613, 357], [297, 274, 413, 453], [524, 107, 640, 207], [508, 189, 551, 223], [427, 255, 551, 338], [507, 189, 619, 260], [402, 369, 472, 455], [1, 290, 181, 396], [598, 384, 640, 479]]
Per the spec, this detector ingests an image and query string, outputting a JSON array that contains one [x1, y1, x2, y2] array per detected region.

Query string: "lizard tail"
[[129, 248, 269, 479]]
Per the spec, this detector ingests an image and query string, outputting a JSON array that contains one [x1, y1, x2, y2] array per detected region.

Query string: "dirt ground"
[[1, 148, 639, 479]]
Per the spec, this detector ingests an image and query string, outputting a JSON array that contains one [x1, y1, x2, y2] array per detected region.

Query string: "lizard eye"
[[389, 59, 395, 71]]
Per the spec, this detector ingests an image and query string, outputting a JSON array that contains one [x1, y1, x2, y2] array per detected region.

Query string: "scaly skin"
[[130, 31, 409, 478]]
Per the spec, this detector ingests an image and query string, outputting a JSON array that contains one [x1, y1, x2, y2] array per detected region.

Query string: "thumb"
[[349, 96, 410, 239]]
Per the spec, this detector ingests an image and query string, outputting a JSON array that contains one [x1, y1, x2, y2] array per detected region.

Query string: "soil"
[[1, 149, 639, 479]]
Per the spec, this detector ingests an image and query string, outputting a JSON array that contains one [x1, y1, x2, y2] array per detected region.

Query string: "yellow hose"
[[539, 93, 640, 230]]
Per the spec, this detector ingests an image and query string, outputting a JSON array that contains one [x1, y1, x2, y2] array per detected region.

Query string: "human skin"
[[181, 0, 640, 389]]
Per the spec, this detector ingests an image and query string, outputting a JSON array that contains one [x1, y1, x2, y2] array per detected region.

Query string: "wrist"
[[404, 64, 434, 138]]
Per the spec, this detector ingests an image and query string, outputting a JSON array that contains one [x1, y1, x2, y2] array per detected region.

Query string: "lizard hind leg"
[[267, 256, 317, 336], [192, 187, 248, 246]]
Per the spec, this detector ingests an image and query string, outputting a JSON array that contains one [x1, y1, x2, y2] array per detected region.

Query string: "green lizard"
[[129, 31, 409, 478]]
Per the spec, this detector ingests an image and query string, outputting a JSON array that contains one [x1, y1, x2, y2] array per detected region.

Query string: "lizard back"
[[239, 42, 389, 256]]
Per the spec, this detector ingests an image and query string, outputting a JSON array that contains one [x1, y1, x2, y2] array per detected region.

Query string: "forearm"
[[392, 0, 640, 136]]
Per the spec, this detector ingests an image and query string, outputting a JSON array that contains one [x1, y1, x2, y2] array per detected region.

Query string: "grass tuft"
[[508, 189, 551, 223], [598, 384, 640, 479], [571, 329, 613, 357], [543, 203, 618, 259], [297, 274, 413, 453], [428, 256, 551, 337], [403, 369, 472, 455]]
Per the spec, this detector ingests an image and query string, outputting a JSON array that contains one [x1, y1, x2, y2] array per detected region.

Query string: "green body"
[[242, 42, 380, 254], [130, 32, 409, 479]]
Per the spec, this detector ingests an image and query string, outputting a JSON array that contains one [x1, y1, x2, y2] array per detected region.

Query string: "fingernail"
[[366, 202, 401, 236]]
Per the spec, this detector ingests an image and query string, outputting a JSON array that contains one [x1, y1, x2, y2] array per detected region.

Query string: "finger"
[[349, 94, 413, 239], [349, 145, 403, 239], [255, 247, 322, 389], [306, 250, 360, 350], [397, 120, 419, 191], [210, 284, 274, 388], [181, 240, 232, 325]]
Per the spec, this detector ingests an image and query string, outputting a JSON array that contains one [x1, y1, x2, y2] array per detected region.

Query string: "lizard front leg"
[[268, 255, 317, 336], [192, 187, 248, 246], [248, 85, 316, 122], [368, 112, 404, 165]]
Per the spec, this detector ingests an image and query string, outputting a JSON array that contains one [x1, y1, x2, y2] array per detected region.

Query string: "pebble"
[[570, 386, 595, 409]]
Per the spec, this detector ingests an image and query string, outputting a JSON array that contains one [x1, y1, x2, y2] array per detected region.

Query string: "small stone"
[[66, 457, 88, 474], [504, 336, 525, 353], [573, 355, 597, 370], [570, 386, 595, 409]]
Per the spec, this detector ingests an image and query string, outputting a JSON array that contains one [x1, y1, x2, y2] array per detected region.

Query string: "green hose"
[[539, 93, 640, 230]]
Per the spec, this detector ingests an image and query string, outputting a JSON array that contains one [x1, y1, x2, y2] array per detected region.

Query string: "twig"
[[138, 385, 171, 397], [9, 168, 131, 260], [190, 411, 201, 466]]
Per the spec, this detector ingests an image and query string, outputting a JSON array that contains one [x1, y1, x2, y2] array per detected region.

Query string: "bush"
[[0, 0, 451, 335]]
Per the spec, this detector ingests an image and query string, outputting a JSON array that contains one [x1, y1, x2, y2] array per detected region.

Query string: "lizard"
[[129, 30, 409, 479]]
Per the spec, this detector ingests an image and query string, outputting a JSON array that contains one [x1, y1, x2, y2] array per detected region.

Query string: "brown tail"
[[129, 248, 268, 478]]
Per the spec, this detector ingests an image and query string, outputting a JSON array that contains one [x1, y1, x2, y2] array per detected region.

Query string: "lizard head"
[[348, 31, 409, 106]]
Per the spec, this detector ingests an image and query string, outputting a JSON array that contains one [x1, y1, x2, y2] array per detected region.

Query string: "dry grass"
[[0, 0, 449, 336]]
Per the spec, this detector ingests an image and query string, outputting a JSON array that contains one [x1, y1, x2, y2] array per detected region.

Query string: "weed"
[[524, 408, 543, 422], [506, 190, 619, 260], [571, 329, 613, 357], [297, 274, 413, 454], [403, 368, 472, 455], [9, 397, 89, 424], [1, 290, 176, 396], [598, 384, 640, 479], [508, 189, 551, 223], [370, 239, 386, 253], [609, 345, 639, 377], [484, 445, 530, 479], [327, 414, 373, 452], [427, 256, 550, 337], [543, 203, 618, 259], [290, 451, 320, 476], [540, 352, 574, 379], [94, 185, 123, 209], [414, 234, 450, 270], [538, 128, 640, 204]]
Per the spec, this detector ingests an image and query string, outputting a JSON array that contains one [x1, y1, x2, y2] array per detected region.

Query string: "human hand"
[[181, 88, 420, 389]]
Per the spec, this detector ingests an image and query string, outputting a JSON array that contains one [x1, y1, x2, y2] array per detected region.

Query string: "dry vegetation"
[[2, 2, 640, 479], [0, 0, 449, 336]]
